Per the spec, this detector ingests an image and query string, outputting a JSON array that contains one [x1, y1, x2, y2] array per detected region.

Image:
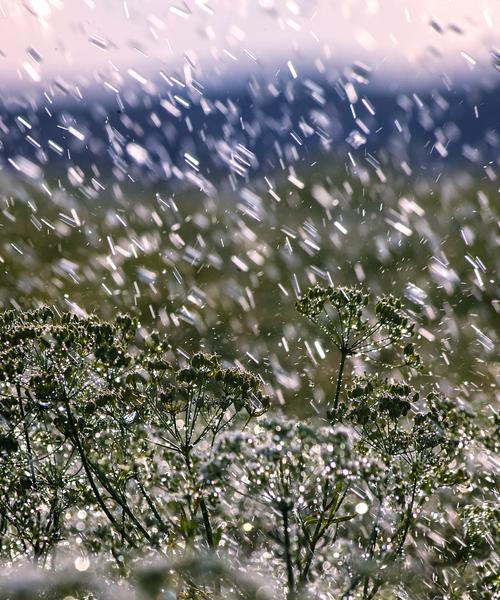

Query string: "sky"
[[0, 0, 498, 95]]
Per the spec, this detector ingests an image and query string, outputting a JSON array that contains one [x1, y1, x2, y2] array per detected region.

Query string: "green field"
[[1, 166, 497, 415]]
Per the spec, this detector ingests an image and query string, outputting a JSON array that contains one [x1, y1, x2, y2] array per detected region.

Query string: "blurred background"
[[0, 0, 498, 414], [1, 0, 499, 87]]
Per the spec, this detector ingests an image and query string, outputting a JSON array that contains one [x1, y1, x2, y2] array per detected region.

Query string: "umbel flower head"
[[296, 284, 419, 364]]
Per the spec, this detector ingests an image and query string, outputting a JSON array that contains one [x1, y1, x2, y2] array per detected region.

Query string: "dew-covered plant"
[[296, 285, 422, 412], [141, 349, 269, 555], [0, 288, 497, 600], [204, 417, 361, 597], [202, 285, 494, 599], [0, 307, 268, 584]]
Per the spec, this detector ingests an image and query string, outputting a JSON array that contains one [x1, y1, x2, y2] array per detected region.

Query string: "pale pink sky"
[[0, 0, 498, 92]]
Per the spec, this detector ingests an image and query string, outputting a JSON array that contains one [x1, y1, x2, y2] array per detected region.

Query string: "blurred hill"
[[1, 73, 498, 194]]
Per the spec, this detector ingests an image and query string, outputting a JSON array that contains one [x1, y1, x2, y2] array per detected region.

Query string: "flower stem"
[[281, 505, 295, 599], [333, 349, 348, 411]]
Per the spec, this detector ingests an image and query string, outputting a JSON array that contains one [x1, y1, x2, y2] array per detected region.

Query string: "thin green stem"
[[199, 497, 215, 550], [281, 505, 295, 599], [16, 384, 37, 487], [182, 448, 216, 551], [333, 349, 348, 411], [63, 401, 137, 548]]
